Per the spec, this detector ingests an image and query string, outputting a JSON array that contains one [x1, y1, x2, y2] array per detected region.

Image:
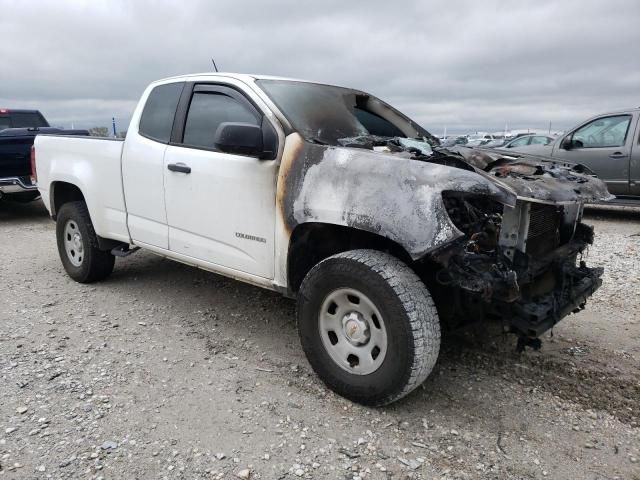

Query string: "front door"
[[163, 84, 277, 278], [553, 114, 634, 196]]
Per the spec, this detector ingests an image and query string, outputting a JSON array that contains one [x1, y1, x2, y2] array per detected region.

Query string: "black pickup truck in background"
[[0, 109, 88, 202]]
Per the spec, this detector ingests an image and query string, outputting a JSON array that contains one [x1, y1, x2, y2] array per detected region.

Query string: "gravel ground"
[[1, 200, 638, 480]]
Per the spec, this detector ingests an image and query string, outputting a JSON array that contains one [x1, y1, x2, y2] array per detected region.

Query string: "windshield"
[[257, 80, 431, 146], [0, 118, 10, 130]]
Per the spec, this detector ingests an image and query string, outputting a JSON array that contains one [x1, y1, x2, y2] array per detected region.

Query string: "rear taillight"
[[30, 145, 37, 184]]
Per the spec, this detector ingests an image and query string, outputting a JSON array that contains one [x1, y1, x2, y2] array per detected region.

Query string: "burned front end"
[[428, 152, 607, 343], [277, 130, 609, 343]]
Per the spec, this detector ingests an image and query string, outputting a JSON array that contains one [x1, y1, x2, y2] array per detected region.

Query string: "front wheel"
[[56, 201, 115, 283], [297, 250, 441, 406]]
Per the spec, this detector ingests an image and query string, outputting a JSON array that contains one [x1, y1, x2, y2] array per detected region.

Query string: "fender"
[[277, 133, 517, 261]]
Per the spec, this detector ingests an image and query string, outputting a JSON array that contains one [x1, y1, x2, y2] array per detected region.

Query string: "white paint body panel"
[[164, 145, 277, 278], [121, 131, 170, 249], [34, 135, 130, 244], [35, 73, 290, 291]]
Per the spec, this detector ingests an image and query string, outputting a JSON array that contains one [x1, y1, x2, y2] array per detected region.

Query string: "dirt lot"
[[1, 201, 638, 480]]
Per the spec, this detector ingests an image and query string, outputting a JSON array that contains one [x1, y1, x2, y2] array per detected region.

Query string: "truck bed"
[[34, 135, 130, 244]]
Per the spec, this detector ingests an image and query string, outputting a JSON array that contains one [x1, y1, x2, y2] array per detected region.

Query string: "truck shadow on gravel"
[[107, 250, 638, 426], [0, 198, 49, 224], [431, 335, 639, 425]]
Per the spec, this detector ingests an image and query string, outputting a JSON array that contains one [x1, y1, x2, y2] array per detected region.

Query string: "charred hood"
[[335, 135, 612, 204], [444, 145, 613, 203]]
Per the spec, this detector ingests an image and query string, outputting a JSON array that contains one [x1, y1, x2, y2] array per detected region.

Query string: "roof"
[[151, 72, 349, 90], [155, 72, 304, 83], [592, 107, 640, 116], [0, 108, 42, 114]]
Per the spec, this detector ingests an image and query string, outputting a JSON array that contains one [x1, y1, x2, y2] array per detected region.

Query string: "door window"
[[530, 136, 550, 145], [139, 82, 185, 143], [572, 115, 631, 148], [508, 136, 531, 147], [182, 92, 259, 150]]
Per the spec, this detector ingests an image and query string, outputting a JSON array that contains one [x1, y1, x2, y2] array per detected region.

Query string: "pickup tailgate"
[[0, 134, 34, 178], [1, 128, 89, 178], [34, 135, 130, 244]]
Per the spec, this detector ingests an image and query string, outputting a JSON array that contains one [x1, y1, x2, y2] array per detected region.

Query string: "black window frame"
[[138, 82, 186, 144], [169, 82, 277, 159]]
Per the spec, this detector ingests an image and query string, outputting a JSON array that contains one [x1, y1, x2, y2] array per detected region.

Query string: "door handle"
[[609, 152, 628, 159], [167, 163, 191, 174]]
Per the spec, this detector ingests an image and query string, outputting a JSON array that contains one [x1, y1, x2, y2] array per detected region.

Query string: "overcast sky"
[[1, 0, 638, 135]]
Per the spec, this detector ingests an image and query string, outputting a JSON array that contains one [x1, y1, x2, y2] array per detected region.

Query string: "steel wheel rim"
[[318, 288, 388, 375], [63, 220, 84, 267]]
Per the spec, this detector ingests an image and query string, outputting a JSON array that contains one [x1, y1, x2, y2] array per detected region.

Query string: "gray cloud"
[[1, 0, 638, 134]]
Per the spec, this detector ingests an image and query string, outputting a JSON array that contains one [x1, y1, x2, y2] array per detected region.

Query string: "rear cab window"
[[10, 112, 48, 128], [139, 82, 185, 143], [0, 111, 48, 129]]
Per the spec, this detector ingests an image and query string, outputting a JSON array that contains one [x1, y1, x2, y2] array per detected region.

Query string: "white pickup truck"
[[34, 73, 611, 405]]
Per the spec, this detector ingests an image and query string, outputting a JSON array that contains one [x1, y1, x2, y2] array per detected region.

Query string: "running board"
[[111, 246, 141, 257]]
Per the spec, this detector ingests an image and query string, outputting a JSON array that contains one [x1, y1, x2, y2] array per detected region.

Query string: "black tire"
[[297, 249, 440, 406], [56, 201, 115, 283]]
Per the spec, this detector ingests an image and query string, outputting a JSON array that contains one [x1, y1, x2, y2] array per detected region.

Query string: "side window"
[[572, 115, 631, 148], [509, 136, 530, 147], [530, 136, 549, 145], [182, 92, 259, 150], [139, 82, 184, 143]]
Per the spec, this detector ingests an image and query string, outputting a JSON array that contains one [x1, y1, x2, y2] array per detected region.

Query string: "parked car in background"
[[441, 135, 468, 147], [467, 133, 497, 145], [35, 73, 610, 405], [499, 109, 640, 198], [0, 109, 88, 202], [483, 138, 508, 148], [465, 138, 489, 147], [496, 134, 555, 150]]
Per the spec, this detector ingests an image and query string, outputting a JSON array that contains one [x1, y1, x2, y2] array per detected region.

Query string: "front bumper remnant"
[[509, 263, 603, 338]]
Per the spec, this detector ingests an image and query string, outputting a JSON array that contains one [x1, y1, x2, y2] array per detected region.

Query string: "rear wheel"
[[56, 201, 115, 283], [297, 249, 441, 406]]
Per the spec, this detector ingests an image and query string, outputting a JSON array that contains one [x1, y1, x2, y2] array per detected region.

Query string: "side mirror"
[[214, 122, 263, 157], [561, 137, 574, 150]]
